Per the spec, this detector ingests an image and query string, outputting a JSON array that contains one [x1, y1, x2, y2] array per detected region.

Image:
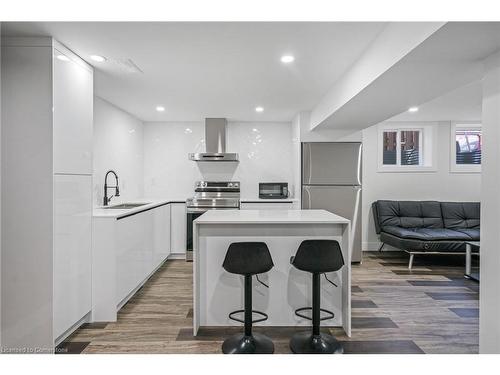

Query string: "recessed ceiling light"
[[280, 55, 295, 63], [90, 55, 106, 62], [56, 54, 70, 62], [156, 106, 165, 112], [408, 107, 419, 113], [255, 106, 264, 113]]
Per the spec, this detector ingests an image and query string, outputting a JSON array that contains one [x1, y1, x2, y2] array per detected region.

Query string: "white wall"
[[1, 38, 54, 352], [291, 114, 301, 201], [0, 23, 2, 348], [93, 97, 144, 206], [143, 121, 294, 200], [479, 52, 500, 353], [362, 121, 481, 250]]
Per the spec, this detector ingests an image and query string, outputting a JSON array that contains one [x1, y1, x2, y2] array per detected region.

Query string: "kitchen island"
[[193, 209, 351, 337]]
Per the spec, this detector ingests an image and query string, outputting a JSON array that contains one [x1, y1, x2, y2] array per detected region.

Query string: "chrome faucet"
[[103, 170, 120, 206]]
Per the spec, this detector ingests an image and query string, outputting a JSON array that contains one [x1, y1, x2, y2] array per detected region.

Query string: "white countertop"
[[194, 209, 349, 225], [240, 198, 299, 203], [93, 198, 186, 219]]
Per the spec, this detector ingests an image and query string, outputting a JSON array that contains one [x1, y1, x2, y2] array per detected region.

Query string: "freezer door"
[[302, 142, 362, 185], [302, 185, 362, 262]]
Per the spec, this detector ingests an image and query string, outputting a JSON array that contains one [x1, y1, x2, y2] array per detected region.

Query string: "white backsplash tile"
[[143, 121, 294, 200], [93, 97, 145, 206]]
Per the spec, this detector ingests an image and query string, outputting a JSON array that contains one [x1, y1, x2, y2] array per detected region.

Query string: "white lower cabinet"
[[116, 209, 155, 304], [92, 203, 172, 321], [53, 174, 92, 340], [115, 204, 172, 305], [154, 204, 171, 267], [170, 203, 187, 255]]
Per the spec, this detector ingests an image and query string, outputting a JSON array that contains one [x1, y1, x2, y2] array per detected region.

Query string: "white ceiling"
[[389, 81, 482, 122], [1, 22, 387, 122], [313, 22, 500, 130]]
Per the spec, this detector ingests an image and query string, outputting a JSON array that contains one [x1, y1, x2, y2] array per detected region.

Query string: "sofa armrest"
[[372, 201, 381, 234]]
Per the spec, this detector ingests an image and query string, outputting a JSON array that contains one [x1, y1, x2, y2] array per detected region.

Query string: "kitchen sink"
[[104, 203, 150, 209]]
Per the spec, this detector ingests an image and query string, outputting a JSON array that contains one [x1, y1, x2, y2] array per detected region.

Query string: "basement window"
[[377, 123, 436, 172], [450, 123, 482, 173]]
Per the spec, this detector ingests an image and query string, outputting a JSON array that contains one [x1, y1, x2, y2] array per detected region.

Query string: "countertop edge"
[[240, 199, 299, 203], [193, 209, 350, 225], [93, 199, 186, 219], [194, 220, 350, 225]]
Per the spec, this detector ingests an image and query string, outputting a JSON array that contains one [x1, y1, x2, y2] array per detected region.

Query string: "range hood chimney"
[[189, 118, 239, 162]]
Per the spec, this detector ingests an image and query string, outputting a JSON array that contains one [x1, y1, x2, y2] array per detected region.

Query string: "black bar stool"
[[290, 240, 345, 354], [221, 242, 275, 354]]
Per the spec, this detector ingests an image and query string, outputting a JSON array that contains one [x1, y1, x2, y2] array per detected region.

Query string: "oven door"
[[186, 209, 206, 261]]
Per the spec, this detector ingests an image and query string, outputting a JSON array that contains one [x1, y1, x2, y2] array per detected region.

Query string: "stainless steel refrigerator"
[[302, 142, 363, 263]]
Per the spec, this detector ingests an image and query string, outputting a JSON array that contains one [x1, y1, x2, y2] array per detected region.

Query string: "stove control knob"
[[234, 183, 238, 187], [228, 183, 233, 187], [202, 181, 207, 187]]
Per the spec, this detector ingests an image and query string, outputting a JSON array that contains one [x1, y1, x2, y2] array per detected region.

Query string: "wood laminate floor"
[[59, 251, 479, 354]]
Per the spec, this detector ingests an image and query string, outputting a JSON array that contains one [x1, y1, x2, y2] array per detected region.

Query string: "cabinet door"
[[116, 210, 155, 304], [170, 203, 187, 254], [53, 49, 93, 174], [54, 175, 92, 339], [153, 204, 171, 267]]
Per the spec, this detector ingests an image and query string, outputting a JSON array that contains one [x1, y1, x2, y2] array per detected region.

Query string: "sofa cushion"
[[453, 228, 480, 241], [381, 226, 472, 241], [441, 202, 480, 230], [375, 200, 444, 231], [380, 231, 468, 252]]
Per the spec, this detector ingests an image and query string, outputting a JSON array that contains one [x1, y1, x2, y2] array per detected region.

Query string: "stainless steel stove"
[[186, 181, 240, 260]]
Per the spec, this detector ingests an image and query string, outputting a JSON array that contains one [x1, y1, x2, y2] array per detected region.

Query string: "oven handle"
[[186, 207, 240, 213]]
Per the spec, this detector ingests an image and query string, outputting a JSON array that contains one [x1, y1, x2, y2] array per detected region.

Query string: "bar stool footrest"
[[229, 309, 268, 324], [295, 307, 334, 321]]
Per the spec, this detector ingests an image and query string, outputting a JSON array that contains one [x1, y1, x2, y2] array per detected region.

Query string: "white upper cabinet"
[[53, 48, 93, 175]]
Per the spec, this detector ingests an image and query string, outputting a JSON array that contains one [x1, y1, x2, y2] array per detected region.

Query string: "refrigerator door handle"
[[302, 186, 311, 209]]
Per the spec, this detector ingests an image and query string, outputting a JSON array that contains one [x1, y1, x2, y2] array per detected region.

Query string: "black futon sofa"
[[372, 200, 480, 269]]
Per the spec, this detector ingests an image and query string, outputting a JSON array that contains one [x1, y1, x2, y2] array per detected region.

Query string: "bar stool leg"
[[222, 275, 274, 354], [290, 273, 344, 354], [312, 273, 320, 336], [245, 275, 252, 337]]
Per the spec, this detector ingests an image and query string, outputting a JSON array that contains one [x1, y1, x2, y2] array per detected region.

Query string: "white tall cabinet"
[[1, 38, 93, 351]]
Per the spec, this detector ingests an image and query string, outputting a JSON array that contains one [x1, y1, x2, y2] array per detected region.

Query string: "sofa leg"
[[408, 253, 415, 270], [378, 242, 385, 252]]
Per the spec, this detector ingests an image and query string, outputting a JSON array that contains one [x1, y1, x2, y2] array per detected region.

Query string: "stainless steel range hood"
[[189, 118, 239, 162]]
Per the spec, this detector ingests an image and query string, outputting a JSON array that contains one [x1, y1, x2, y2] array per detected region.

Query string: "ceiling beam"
[[309, 22, 446, 130]]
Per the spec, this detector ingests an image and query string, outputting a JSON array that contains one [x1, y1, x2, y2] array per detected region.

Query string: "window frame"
[[377, 123, 437, 173], [450, 122, 482, 174]]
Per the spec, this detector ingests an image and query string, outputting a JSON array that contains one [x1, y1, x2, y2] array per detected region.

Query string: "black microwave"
[[259, 183, 289, 199]]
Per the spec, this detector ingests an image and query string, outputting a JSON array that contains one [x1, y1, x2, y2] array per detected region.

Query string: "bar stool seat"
[[290, 240, 345, 354], [221, 242, 274, 354]]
